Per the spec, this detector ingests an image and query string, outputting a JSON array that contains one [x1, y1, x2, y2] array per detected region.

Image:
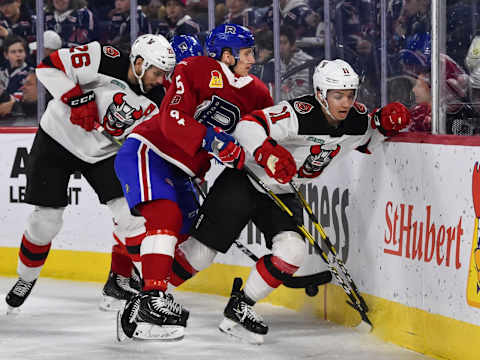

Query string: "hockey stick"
[[243, 166, 373, 331], [288, 180, 369, 312], [190, 179, 332, 293], [232, 237, 331, 292]]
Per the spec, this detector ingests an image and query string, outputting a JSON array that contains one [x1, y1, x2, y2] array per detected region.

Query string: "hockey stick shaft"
[[190, 178, 332, 289], [243, 166, 371, 326], [288, 180, 369, 312]]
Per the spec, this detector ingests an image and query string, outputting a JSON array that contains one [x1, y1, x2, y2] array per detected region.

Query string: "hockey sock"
[[110, 244, 133, 277], [17, 234, 51, 282], [244, 255, 299, 302], [138, 200, 182, 291]]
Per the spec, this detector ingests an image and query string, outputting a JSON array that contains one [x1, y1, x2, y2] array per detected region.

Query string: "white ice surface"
[[0, 277, 432, 360]]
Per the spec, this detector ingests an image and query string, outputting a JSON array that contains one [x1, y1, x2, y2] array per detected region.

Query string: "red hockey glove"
[[254, 138, 296, 184], [61, 84, 99, 131], [202, 126, 245, 170], [371, 102, 411, 135]]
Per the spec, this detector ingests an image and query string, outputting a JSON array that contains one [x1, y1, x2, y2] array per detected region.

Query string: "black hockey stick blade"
[[346, 300, 373, 333], [283, 270, 332, 289]]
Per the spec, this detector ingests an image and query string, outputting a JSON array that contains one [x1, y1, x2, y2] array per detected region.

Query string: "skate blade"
[[218, 318, 264, 345], [6, 305, 21, 316], [133, 323, 185, 341], [116, 309, 130, 342], [99, 296, 125, 312]]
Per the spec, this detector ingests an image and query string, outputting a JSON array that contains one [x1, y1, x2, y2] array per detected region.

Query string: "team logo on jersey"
[[298, 144, 341, 179], [102, 93, 143, 136], [178, 41, 188, 53], [294, 101, 313, 114], [103, 46, 120, 58], [170, 95, 182, 105], [209, 70, 223, 88]]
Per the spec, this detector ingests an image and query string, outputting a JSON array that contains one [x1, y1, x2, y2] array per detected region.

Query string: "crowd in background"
[[0, 0, 479, 136]]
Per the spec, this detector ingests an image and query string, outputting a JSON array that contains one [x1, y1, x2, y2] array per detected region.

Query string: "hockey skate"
[[219, 277, 268, 345], [99, 268, 142, 312], [117, 289, 189, 341], [5, 278, 37, 314]]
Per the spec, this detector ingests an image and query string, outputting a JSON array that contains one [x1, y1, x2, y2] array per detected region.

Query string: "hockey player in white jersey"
[[169, 59, 411, 344], [5, 35, 176, 314]]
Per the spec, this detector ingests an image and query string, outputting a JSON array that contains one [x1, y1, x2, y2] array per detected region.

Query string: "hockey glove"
[[371, 102, 411, 136], [202, 126, 245, 170], [61, 84, 99, 131], [254, 138, 296, 184]]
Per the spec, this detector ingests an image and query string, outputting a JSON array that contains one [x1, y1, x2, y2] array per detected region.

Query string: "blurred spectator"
[[465, 33, 480, 74], [262, 0, 320, 39], [446, 0, 479, 66], [44, 0, 97, 47], [28, 30, 62, 64], [186, 0, 208, 32], [223, 0, 258, 29], [104, 0, 151, 53], [249, 28, 273, 79], [263, 25, 314, 101], [0, 0, 36, 50], [88, 0, 115, 22], [0, 35, 32, 117], [408, 73, 432, 132], [151, 0, 200, 39], [398, 31, 431, 77], [407, 54, 475, 134], [396, 0, 430, 38], [469, 65, 480, 114], [8, 69, 36, 119], [142, 0, 164, 20], [334, 1, 375, 59]]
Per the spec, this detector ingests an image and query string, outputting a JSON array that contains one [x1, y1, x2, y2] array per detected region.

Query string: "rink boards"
[[1, 130, 480, 360]]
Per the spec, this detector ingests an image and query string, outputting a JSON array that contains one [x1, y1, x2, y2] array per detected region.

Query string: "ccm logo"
[[68, 91, 95, 107]]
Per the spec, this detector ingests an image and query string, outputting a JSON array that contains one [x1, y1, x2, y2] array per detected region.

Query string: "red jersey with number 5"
[[130, 56, 273, 177]]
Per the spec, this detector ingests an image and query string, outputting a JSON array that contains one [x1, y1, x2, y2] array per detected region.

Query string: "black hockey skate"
[[219, 277, 268, 345], [117, 289, 189, 341], [5, 278, 37, 313], [99, 269, 141, 312], [129, 266, 143, 292]]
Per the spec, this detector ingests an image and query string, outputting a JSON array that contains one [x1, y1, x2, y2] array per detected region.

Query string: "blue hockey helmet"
[[206, 23, 255, 60], [170, 34, 204, 62]]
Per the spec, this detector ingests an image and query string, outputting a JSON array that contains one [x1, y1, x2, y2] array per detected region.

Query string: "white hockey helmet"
[[313, 59, 359, 118], [130, 34, 176, 93]]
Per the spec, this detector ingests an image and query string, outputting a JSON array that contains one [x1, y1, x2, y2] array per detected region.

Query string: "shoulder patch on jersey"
[[170, 95, 182, 105], [103, 46, 120, 58], [111, 79, 126, 89], [353, 102, 367, 114], [209, 70, 223, 88], [294, 101, 313, 114]]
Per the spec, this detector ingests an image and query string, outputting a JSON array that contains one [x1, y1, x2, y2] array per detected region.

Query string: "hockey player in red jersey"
[[169, 59, 411, 344], [5, 35, 176, 314], [114, 24, 273, 341]]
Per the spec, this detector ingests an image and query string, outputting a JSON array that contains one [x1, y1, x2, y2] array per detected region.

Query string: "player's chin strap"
[[189, 178, 332, 295], [243, 166, 373, 332], [131, 62, 147, 94]]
